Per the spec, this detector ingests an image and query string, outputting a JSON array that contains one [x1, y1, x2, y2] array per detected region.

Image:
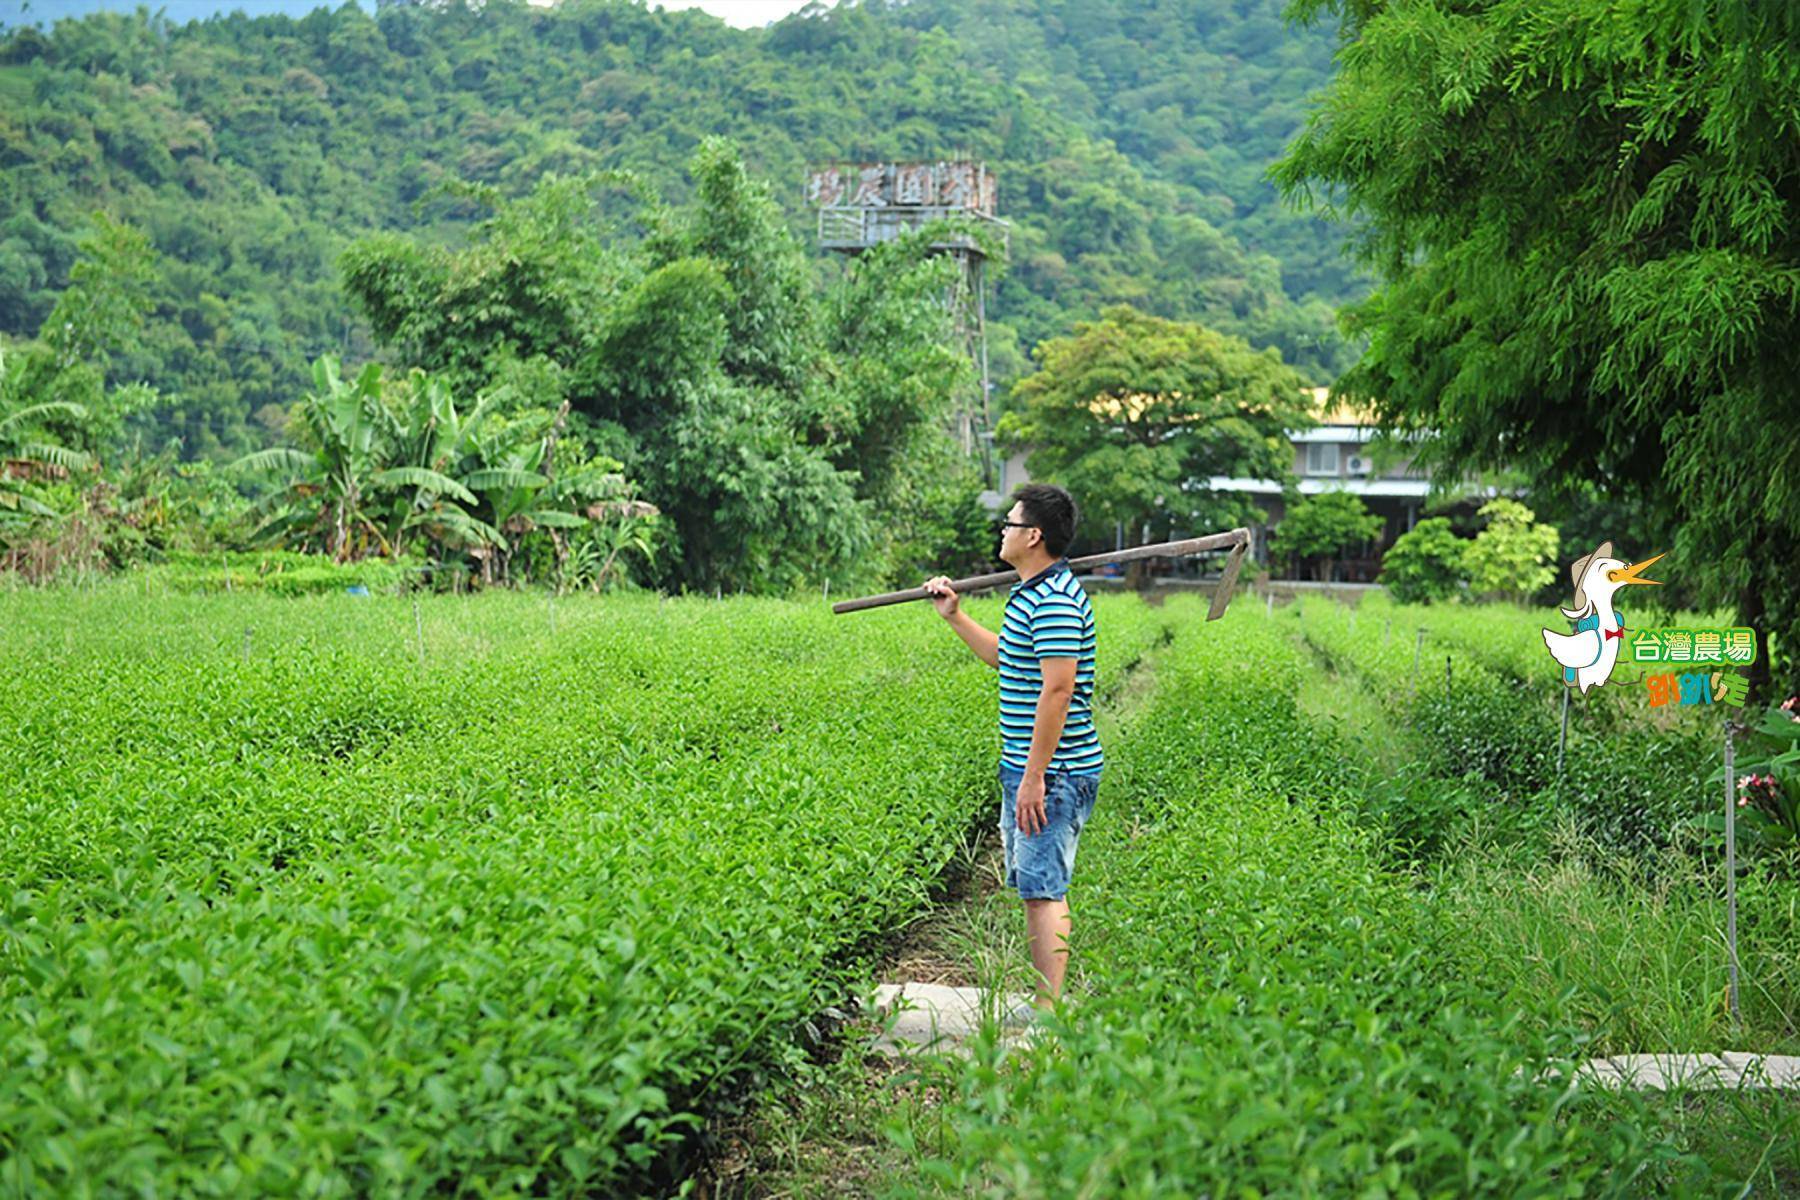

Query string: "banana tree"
[[461, 432, 586, 584], [1, 345, 94, 527], [375, 371, 504, 558], [233, 356, 409, 561]]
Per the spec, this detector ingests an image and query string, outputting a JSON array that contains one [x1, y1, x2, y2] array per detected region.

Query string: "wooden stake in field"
[[830, 528, 1252, 619]]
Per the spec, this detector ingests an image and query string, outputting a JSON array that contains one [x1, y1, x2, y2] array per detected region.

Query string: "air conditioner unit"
[[1346, 455, 1370, 476]]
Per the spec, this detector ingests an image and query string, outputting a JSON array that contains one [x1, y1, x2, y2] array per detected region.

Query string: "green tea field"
[[2, 587, 1796, 1196]]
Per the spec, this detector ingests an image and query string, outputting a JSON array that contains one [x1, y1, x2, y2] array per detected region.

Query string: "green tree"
[[1462, 499, 1559, 606], [1272, 489, 1381, 581], [821, 222, 988, 579], [1277, 0, 1800, 697], [343, 144, 978, 594], [232, 356, 432, 562], [821, 225, 974, 503], [0, 0, 1362, 464], [42, 211, 156, 378], [0, 213, 160, 464], [998, 305, 1313, 548], [0, 345, 93, 525], [1379, 516, 1466, 605]]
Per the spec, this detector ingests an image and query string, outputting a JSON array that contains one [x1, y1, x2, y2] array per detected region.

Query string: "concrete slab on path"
[[1572, 1053, 1800, 1092], [869, 982, 1034, 1057], [866, 988, 1799, 1091]]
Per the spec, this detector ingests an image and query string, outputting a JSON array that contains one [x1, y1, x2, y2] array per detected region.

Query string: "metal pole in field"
[[1445, 654, 1451, 694], [1556, 686, 1571, 777], [1724, 720, 1741, 1030]]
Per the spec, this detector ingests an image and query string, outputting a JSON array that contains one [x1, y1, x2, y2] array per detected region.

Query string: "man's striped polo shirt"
[[997, 558, 1102, 776]]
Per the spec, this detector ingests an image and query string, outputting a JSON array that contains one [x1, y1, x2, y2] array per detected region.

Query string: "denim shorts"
[[998, 765, 1101, 901]]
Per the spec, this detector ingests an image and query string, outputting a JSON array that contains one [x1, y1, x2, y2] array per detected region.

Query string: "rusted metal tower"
[[805, 161, 1008, 477]]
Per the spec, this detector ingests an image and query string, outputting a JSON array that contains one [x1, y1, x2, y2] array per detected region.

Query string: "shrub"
[[1272, 489, 1383, 580], [1464, 498, 1559, 603], [149, 550, 422, 595], [1379, 516, 1466, 604]]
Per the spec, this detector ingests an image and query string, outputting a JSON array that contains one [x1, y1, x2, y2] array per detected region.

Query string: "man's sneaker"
[[1000, 997, 1044, 1029]]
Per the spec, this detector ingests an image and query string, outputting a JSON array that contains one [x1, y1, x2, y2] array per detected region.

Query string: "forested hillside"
[[0, 0, 1358, 458]]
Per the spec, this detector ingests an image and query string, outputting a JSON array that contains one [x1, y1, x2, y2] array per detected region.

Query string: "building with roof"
[[991, 388, 1496, 581], [1206, 388, 1439, 581]]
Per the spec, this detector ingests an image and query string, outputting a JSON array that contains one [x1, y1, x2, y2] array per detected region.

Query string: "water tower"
[[805, 160, 1009, 476]]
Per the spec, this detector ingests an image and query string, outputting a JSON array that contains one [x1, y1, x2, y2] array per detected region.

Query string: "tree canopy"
[[1272, 489, 1381, 580], [0, 0, 1362, 458], [1277, 0, 1800, 697], [340, 140, 979, 593], [997, 305, 1313, 549]]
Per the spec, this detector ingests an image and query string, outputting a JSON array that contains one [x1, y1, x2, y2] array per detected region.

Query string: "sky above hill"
[[0, 0, 829, 29]]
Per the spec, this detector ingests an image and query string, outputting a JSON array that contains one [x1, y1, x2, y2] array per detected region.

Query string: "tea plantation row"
[[898, 600, 1795, 1196], [0, 587, 1175, 1196]]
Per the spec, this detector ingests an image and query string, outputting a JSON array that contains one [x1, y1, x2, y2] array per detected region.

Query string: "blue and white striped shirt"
[[997, 559, 1102, 775]]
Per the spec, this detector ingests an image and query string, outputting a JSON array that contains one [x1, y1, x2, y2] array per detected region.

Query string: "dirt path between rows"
[[690, 632, 1173, 1199]]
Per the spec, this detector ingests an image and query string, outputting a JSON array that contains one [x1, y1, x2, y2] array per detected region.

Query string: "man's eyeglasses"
[[999, 521, 1036, 531]]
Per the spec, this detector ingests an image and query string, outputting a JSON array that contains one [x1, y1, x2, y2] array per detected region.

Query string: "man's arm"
[[1014, 656, 1075, 834], [923, 576, 999, 669], [1021, 656, 1075, 779]]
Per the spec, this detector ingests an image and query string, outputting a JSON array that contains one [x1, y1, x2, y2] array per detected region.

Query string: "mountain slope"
[[0, 0, 1359, 456]]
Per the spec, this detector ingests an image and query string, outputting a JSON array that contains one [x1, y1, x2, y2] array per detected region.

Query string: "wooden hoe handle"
[[832, 527, 1253, 620]]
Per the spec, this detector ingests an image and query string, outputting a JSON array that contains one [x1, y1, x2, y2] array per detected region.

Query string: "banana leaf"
[[10, 442, 92, 471], [463, 468, 549, 491], [231, 447, 315, 478], [0, 400, 90, 431], [373, 466, 478, 506], [521, 509, 586, 529]]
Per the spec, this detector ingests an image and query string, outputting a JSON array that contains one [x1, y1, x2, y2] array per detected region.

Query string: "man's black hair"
[[1012, 483, 1079, 558]]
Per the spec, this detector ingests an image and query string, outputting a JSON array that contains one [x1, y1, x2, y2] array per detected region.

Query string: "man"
[[922, 483, 1101, 1020]]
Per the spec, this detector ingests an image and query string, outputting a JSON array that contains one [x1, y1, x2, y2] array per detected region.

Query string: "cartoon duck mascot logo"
[[1541, 541, 1664, 694]]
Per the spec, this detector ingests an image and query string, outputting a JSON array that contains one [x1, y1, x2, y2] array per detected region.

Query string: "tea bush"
[[1291, 596, 1717, 858], [0, 586, 1173, 1195], [143, 550, 426, 596], [902, 603, 1721, 1197]]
